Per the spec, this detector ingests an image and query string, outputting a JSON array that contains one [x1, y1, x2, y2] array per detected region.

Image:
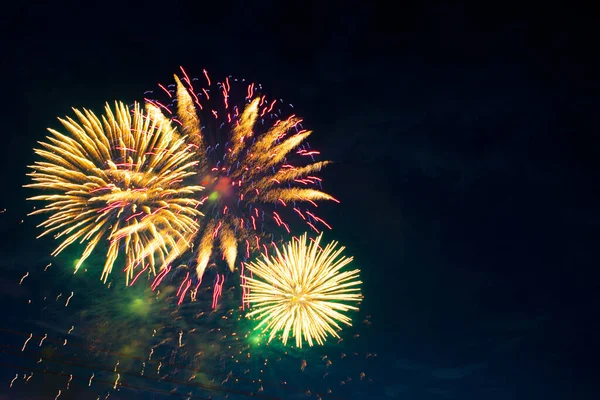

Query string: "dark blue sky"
[[1, 1, 599, 399]]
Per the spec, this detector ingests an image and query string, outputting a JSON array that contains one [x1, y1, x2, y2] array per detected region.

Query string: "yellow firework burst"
[[147, 70, 337, 282], [242, 233, 362, 348], [25, 101, 204, 284]]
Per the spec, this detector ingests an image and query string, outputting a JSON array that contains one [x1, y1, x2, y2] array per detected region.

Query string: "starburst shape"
[[26, 101, 204, 283], [147, 70, 337, 283], [242, 233, 362, 347]]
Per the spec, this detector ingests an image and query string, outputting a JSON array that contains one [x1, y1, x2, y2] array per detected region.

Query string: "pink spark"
[[130, 264, 149, 286], [178, 279, 192, 305], [125, 211, 144, 222], [212, 274, 224, 309], [309, 236, 325, 251], [151, 266, 171, 291], [307, 221, 320, 233], [306, 211, 333, 230], [145, 99, 172, 115], [180, 66, 192, 87], [158, 83, 172, 98], [88, 186, 112, 193], [203, 69, 211, 86], [177, 273, 190, 297], [293, 208, 306, 220], [213, 221, 222, 238]]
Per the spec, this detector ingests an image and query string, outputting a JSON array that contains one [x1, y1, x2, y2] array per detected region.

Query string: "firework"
[[6, 256, 372, 399], [145, 69, 337, 285], [242, 233, 362, 348], [25, 102, 204, 283]]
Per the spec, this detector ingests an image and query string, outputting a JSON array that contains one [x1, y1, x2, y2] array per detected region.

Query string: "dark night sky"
[[1, 1, 599, 399]]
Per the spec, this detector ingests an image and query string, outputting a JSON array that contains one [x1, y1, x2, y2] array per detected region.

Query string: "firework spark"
[[146, 69, 338, 285], [25, 102, 204, 283], [242, 233, 362, 348]]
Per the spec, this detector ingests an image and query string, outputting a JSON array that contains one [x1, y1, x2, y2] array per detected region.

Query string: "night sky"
[[1, 1, 599, 399]]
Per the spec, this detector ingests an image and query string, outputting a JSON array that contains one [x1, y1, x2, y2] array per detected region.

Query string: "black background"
[[1, 1, 599, 398]]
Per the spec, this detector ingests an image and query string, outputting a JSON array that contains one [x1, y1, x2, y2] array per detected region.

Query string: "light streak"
[[21, 333, 32, 351], [65, 292, 73, 307]]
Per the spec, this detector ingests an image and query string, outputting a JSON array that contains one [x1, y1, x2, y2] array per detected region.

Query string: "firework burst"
[[145, 69, 338, 288], [25, 102, 204, 283], [242, 233, 362, 348]]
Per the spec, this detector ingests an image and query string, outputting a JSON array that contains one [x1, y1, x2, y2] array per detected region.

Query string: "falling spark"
[[89, 373, 94, 387], [39, 334, 47, 346], [19, 272, 29, 285], [9, 374, 18, 388], [65, 292, 73, 307], [301, 360, 307, 372], [222, 371, 232, 385], [22, 333, 32, 351]]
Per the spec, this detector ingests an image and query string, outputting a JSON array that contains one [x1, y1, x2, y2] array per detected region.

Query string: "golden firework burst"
[[149, 72, 337, 282], [26, 101, 204, 283], [242, 233, 362, 347]]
